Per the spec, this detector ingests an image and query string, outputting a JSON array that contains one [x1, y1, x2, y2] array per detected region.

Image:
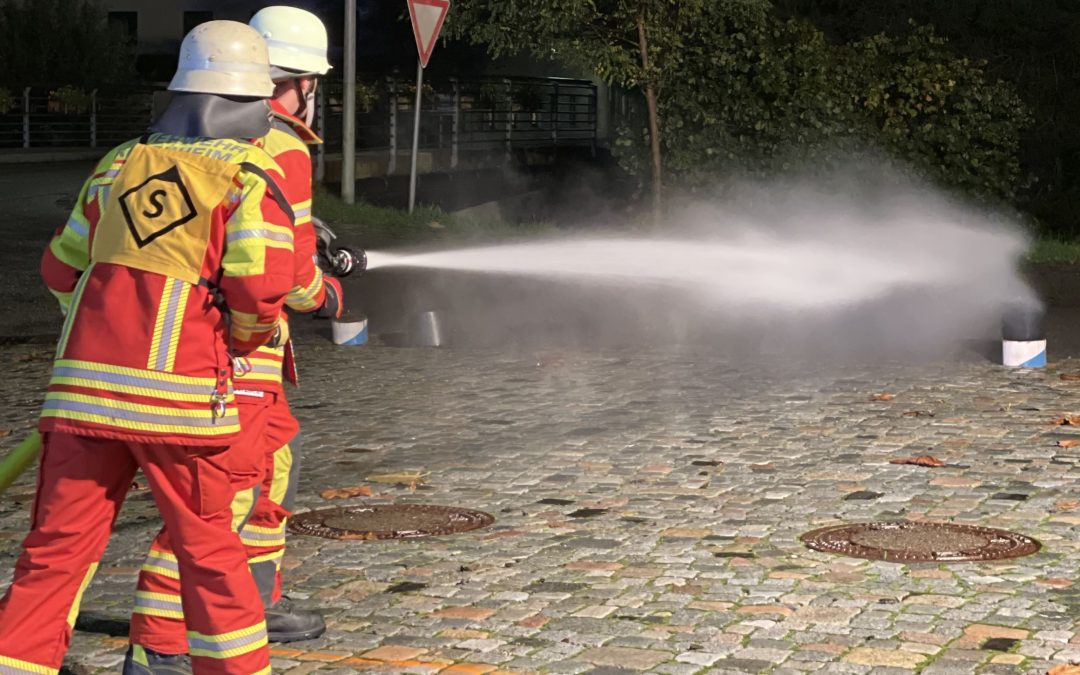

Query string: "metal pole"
[[22, 87, 30, 149], [504, 78, 512, 163], [408, 60, 423, 213], [387, 76, 397, 175], [450, 77, 460, 170], [342, 0, 357, 204]]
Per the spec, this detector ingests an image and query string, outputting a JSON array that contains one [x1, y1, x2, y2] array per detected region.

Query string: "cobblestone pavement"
[[3, 335, 1080, 675]]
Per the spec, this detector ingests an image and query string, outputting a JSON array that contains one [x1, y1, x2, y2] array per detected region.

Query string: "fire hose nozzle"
[[331, 246, 366, 278]]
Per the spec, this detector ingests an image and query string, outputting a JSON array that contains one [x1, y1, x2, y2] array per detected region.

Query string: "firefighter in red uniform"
[[127, 6, 342, 658], [7, 21, 295, 675]]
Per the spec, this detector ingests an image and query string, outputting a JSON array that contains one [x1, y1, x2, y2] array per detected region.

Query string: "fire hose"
[[0, 220, 365, 497], [0, 431, 42, 495]]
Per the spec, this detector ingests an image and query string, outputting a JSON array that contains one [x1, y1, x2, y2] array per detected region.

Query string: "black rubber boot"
[[266, 596, 326, 643], [121, 645, 192, 675]]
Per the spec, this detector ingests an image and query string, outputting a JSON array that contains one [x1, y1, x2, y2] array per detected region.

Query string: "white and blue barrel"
[[331, 312, 368, 346], [1002, 304, 1046, 368]]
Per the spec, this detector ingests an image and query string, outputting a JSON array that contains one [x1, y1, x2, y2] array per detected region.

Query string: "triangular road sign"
[[407, 0, 450, 68]]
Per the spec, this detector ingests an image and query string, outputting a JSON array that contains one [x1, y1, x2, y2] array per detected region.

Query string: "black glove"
[[315, 277, 344, 320]]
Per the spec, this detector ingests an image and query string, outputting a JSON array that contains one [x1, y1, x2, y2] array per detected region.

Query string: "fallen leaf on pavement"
[[1052, 415, 1080, 426], [1061, 374, 1080, 381], [870, 393, 895, 402], [1047, 665, 1080, 675], [366, 472, 429, 491], [1056, 501, 1080, 511], [902, 411, 933, 418], [889, 455, 946, 467], [320, 485, 373, 500], [1058, 439, 1080, 448], [0, 429, 11, 438]]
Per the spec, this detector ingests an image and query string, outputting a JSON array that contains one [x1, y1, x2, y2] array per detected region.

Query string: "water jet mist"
[[356, 173, 1038, 358]]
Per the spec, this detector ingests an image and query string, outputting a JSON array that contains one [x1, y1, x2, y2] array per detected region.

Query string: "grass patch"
[[312, 185, 551, 249], [1027, 237, 1080, 266]]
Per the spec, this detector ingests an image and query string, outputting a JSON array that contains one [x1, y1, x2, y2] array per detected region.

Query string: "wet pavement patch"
[[801, 522, 1041, 563], [525, 581, 586, 593], [844, 491, 884, 501], [568, 508, 608, 518], [991, 492, 1030, 501], [982, 637, 1020, 652], [288, 504, 495, 540]]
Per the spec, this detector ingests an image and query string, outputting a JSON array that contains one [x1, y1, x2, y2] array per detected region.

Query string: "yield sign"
[[407, 0, 450, 68]]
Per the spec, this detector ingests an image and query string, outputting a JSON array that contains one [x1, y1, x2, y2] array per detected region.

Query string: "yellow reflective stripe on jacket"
[[228, 310, 278, 346], [187, 622, 268, 660], [147, 278, 191, 373], [287, 265, 324, 312], [292, 198, 312, 226], [49, 359, 226, 403], [226, 222, 294, 250], [55, 262, 94, 358], [41, 392, 239, 436], [0, 654, 59, 674]]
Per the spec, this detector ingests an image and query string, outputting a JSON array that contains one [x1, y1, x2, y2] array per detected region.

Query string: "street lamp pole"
[[342, 0, 357, 204]]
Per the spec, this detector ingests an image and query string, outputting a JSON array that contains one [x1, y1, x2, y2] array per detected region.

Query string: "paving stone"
[[2, 344, 1079, 673]]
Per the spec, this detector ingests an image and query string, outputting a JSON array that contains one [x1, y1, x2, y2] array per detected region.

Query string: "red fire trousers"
[[0, 429, 272, 675], [129, 392, 299, 655]]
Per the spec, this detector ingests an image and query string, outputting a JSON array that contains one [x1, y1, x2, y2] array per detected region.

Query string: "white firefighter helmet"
[[169, 20, 275, 98], [249, 6, 332, 80]]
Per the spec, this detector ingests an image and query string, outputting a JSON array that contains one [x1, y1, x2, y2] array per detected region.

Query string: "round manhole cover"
[[801, 522, 1041, 563], [289, 504, 495, 540]]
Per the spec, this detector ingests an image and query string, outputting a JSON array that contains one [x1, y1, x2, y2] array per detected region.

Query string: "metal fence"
[[0, 85, 158, 149], [318, 75, 597, 166], [0, 76, 598, 171]]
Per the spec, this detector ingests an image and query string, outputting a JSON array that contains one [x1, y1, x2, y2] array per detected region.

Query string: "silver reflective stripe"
[[145, 554, 179, 573], [293, 207, 312, 219], [154, 280, 187, 371], [226, 228, 293, 244], [65, 216, 88, 237], [243, 364, 281, 375], [0, 665, 52, 675], [135, 596, 183, 613], [188, 626, 267, 654], [240, 528, 284, 542], [51, 366, 215, 396], [42, 399, 237, 428]]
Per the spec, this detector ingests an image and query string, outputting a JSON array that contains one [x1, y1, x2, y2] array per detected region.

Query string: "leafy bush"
[[622, 10, 1032, 203]]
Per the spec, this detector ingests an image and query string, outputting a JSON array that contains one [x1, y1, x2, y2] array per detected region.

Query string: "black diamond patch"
[[118, 165, 198, 248]]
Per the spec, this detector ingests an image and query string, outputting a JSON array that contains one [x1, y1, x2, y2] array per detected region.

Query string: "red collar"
[[270, 99, 323, 145]]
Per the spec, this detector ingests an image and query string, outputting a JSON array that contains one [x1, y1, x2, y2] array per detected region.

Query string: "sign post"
[[406, 0, 450, 213]]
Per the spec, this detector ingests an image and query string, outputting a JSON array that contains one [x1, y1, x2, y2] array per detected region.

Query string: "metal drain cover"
[[801, 521, 1041, 563], [289, 504, 495, 540]]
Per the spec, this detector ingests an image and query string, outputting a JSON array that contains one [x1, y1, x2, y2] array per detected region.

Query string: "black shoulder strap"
[[240, 162, 295, 226]]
